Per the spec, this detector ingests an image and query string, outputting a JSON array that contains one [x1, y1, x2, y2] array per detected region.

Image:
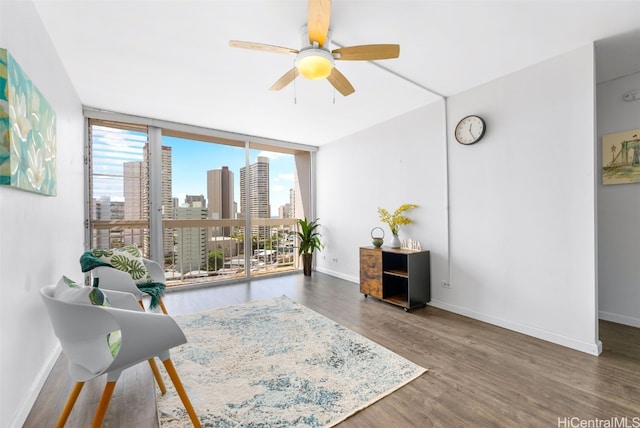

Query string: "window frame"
[[84, 108, 317, 287]]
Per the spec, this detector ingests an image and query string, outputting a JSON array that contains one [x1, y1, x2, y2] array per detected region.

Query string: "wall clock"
[[455, 115, 486, 145]]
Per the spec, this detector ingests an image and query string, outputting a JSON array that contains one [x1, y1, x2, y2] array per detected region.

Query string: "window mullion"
[[148, 126, 163, 263]]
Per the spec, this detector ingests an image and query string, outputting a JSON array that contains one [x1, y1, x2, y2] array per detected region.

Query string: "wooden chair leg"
[[162, 359, 201, 428], [158, 297, 169, 314], [56, 381, 84, 428], [91, 381, 116, 428], [148, 358, 167, 394]]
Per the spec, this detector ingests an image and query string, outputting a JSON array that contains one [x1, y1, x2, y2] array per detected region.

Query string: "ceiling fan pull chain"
[[293, 75, 297, 104], [293, 57, 298, 104]]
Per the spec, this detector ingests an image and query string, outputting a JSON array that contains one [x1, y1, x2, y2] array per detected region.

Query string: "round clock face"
[[455, 115, 486, 145]]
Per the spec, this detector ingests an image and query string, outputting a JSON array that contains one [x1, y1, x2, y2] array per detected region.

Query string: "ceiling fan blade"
[[307, 0, 331, 47], [229, 40, 299, 55], [270, 67, 299, 91], [327, 68, 355, 96], [333, 44, 400, 61]]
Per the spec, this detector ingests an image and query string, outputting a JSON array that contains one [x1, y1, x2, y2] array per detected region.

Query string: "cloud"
[[256, 150, 282, 160], [277, 172, 294, 182]]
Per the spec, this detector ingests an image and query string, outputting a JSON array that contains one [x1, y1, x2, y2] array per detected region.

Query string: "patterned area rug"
[[157, 295, 427, 427]]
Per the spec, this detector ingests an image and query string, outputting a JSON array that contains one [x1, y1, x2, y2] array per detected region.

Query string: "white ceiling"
[[32, 0, 640, 146]]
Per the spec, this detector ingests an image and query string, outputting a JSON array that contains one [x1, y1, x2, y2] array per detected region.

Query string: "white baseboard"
[[429, 299, 602, 356], [10, 344, 61, 428], [599, 310, 640, 328], [294, 269, 607, 355], [315, 267, 358, 284]]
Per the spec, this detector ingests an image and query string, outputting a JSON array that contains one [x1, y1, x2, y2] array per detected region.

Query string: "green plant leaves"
[[296, 217, 323, 255]]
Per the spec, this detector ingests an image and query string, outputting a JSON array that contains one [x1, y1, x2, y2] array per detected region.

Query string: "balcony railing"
[[90, 218, 301, 288], [91, 220, 150, 251]]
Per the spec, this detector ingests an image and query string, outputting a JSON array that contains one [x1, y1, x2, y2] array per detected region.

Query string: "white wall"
[[0, 2, 84, 427], [444, 44, 599, 355], [597, 71, 640, 327], [316, 100, 448, 291], [317, 45, 600, 355]]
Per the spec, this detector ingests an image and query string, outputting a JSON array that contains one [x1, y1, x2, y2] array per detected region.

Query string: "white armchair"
[[80, 248, 169, 314], [90, 258, 169, 314], [41, 284, 200, 428]]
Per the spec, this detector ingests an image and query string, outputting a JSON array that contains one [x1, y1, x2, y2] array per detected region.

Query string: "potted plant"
[[377, 204, 419, 248], [295, 217, 323, 276]]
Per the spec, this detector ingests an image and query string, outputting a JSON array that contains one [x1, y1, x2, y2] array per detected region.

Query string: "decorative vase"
[[390, 233, 401, 249], [371, 227, 384, 248]]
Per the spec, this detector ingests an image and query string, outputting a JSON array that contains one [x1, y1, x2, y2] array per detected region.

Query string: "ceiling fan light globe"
[[297, 55, 332, 80], [295, 49, 334, 80]]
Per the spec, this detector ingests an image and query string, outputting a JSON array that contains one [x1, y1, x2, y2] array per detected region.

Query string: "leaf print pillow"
[[90, 244, 153, 286]]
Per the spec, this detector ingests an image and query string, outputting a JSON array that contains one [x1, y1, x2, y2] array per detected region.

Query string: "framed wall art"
[[602, 128, 640, 185], [0, 48, 57, 196]]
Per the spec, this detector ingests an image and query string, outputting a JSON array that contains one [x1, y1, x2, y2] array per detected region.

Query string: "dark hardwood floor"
[[25, 273, 640, 427]]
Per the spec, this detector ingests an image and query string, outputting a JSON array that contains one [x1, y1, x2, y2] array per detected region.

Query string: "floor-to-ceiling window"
[[86, 114, 315, 288], [162, 133, 248, 283], [246, 145, 300, 277], [87, 121, 150, 252]]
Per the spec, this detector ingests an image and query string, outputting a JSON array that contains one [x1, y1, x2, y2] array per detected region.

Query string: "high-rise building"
[[277, 188, 295, 219], [123, 161, 146, 251], [289, 188, 296, 218], [123, 162, 144, 221], [278, 204, 290, 219], [92, 196, 125, 248], [240, 156, 270, 237], [207, 166, 234, 236], [94, 196, 124, 221], [122, 145, 173, 258], [175, 206, 208, 274], [207, 167, 234, 219], [153, 146, 173, 259], [240, 156, 270, 219]]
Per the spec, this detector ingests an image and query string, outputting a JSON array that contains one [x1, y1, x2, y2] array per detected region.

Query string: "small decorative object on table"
[[371, 227, 384, 248], [377, 204, 419, 249], [401, 239, 422, 251]]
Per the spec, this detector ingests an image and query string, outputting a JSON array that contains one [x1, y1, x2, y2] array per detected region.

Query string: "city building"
[[122, 146, 173, 257], [185, 194, 206, 208], [174, 206, 208, 274], [288, 188, 295, 218], [240, 157, 270, 220], [278, 203, 290, 219], [92, 196, 124, 249], [207, 166, 234, 236], [123, 161, 144, 221], [156, 146, 174, 258]]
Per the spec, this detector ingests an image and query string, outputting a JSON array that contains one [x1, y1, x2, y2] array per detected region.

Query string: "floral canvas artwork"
[[602, 128, 640, 185], [0, 48, 56, 196]]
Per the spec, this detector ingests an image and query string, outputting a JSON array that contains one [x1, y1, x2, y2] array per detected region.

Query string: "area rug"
[[157, 295, 427, 427]]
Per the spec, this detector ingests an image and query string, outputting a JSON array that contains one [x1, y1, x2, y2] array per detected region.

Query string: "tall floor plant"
[[295, 218, 322, 276]]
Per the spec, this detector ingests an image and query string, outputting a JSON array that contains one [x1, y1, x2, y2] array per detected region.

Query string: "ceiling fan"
[[229, 0, 400, 96]]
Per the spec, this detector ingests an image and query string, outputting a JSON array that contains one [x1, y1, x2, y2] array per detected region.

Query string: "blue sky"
[[163, 136, 295, 216]]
